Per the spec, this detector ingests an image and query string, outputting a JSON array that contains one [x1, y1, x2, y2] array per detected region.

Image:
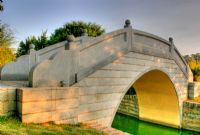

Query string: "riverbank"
[[0, 116, 106, 135]]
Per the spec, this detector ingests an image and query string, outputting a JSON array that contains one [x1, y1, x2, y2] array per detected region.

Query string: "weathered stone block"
[[78, 108, 114, 122], [21, 101, 53, 114], [53, 108, 79, 121], [79, 100, 118, 114], [79, 86, 125, 96], [18, 88, 52, 102], [22, 111, 52, 123], [80, 93, 122, 105], [55, 99, 79, 110], [55, 87, 79, 99]]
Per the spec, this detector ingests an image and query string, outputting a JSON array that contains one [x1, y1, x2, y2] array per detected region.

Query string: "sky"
[[1, 0, 200, 55]]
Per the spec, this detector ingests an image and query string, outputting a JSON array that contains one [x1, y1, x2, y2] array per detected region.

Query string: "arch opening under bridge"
[[112, 69, 180, 128]]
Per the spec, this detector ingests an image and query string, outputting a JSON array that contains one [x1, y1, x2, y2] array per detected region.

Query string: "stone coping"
[[0, 81, 28, 88]]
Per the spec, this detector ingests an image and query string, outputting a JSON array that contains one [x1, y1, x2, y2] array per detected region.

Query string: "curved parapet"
[[2, 20, 190, 86], [30, 24, 190, 87], [0, 36, 93, 81], [35, 36, 94, 63], [1, 55, 30, 80], [30, 28, 132, 87], [132, 29, 189, 78], [29, 50, 79, 87]]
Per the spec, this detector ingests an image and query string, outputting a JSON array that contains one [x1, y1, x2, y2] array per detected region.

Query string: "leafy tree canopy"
[[16, 31, 48, 57], [16, 21, 105, 57], [184, 53, 200, 81], [49, 21, 105, 44]]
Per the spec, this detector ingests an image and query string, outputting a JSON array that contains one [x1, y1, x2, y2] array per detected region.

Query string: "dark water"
[[112, 113, 200, 135]]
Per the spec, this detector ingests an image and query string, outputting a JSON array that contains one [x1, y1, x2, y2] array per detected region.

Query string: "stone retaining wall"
[[0, 88, 16, 116], [117, 95, 139, 118], [17, 86, 126, 127], [17, 87, 79, 124], [182, 101, 200, 132], [188, 82, 200, 99]]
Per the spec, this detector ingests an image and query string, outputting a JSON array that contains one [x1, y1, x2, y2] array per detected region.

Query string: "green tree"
[[16, 36, 37, 57], [49, 21, 105, 44], [16, 21, 105, 57], [16, 31, 48, 57], [191, 68, 200, 81], [185, 53, 200, 81], [35, 31, 48, 50]]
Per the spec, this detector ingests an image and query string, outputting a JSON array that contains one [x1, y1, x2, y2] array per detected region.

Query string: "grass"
[[0, 116, 107, 135]]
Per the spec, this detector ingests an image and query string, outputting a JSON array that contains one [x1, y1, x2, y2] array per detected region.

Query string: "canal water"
[[112, 113, 200, 135]]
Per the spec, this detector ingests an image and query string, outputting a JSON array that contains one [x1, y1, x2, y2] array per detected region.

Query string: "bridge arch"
[[111, 68, 181, 128]]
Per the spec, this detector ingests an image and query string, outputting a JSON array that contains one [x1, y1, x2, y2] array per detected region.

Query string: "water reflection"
[[112, 113, 199, 135]]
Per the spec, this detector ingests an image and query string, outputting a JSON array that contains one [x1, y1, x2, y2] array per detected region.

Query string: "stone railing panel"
[[0, 36, 92, 81], [133, 30, 171, 60], [132, 29, 188, 78], [36, 41, 67, 63], [77, 28, 131, 80], [1, 55, 30, 80], [29, 50, 79, 87]]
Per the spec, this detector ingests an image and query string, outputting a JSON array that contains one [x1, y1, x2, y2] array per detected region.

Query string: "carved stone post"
[[124, 19, 133, 51], [169, 37, 175, 53], [81, 29, 88, 36], [29, 44, 37, 74], [29, 44, 35, 53], [66, 35, 76, 50], [124, 19, 132, 28], [169, 37, 176, 60]]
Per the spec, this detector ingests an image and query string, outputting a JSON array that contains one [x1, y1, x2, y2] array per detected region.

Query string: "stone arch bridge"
[[0, 20, 194, 129]]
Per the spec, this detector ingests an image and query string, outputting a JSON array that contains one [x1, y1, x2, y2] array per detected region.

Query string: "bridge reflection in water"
[[112, 113, 199, 135]]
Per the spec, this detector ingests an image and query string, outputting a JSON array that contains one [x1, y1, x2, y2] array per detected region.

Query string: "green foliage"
[[0, 116, 106, 135], [49, 21, 105, 44], [16, 21, 105, 57], [16, 31, 48, 57], [184, 53, 200, 81], [191, 68, 200, 81]]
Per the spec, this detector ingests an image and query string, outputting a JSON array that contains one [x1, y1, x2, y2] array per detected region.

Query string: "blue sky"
[[1, 0, 200, 55]]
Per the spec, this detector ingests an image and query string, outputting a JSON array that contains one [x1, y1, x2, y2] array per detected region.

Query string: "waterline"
[[112, 113, 199, 135]]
